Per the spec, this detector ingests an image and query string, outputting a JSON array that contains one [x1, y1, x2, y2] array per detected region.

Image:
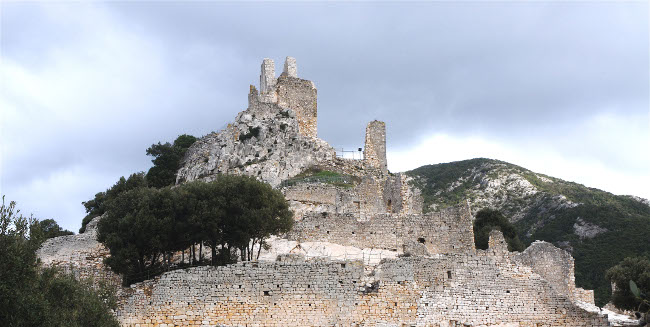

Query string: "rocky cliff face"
[[176, 91, 335, 187]]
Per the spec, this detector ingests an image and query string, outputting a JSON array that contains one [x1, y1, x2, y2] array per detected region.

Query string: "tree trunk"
[[256, 238, 263, 261], [199, 242, 203, 262], [211, 245, 217, 266]]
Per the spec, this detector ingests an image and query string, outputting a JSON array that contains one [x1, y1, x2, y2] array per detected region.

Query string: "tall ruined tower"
[[364, 120, 387, 174], [252, 57, 317, 138]]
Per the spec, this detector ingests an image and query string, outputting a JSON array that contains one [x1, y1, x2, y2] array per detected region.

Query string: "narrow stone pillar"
[[283, 57, 298, 78], [260, 58, 276, 94], [364, 120, 387, 174], [489, 230, 509, 257]]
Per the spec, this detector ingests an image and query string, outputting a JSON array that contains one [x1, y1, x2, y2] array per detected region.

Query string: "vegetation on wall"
[[97, 175, 293, 285], [35, 218, 74, 240], [473, 208, 525, 252], [280, 167, 359, 188], [0, 196, 118, 327], [407, 158, 650, 306]]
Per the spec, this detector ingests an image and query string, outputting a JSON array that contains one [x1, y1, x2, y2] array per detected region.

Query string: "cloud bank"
[[1, 2, 647, 231]]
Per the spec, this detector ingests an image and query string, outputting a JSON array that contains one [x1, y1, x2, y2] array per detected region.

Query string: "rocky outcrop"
[[176, 102, 334, 187]]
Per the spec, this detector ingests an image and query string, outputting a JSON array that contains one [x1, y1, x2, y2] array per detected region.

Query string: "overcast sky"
[[1, 2, 648, 232]]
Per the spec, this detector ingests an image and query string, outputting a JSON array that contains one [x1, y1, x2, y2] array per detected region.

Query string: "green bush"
[[606, 256, 650, 312], [473, 208, 525, 252], [0, 196, 118, 327]]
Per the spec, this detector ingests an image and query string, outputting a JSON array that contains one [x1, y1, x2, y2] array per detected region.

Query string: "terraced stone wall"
[[117, 253, 608, 327], [288, 204, 475, 254]]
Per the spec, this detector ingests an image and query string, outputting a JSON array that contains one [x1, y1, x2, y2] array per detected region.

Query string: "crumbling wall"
[[376, 256, 609, 327], [37, 216, 121, 288], [512, 240, 587, 303], [288, 204, 475, 254], [177, 57, 327, 186], [275, 57, 318, 139], [117, 258, 420, 327], [364, 120, 387, 174], [117, 255, 608, 327]]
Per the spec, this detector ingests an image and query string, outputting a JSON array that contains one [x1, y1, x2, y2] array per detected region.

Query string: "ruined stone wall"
[[116, 254, 608, 327], [282, 56, 297, 78], [275, 74, 318, 139], [259, 58, 276, 102], [364, 120, 387, 174], [575, 287, 596, 304], [512, 241, 588, 303], [288, 204, 475, 254], [37, 216, 122, 288], [283, 172, 423, 222], [376, 255, 608, 327]]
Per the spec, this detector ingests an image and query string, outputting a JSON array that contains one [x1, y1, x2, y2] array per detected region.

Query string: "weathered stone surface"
[[37, 215, 121, 288], [115, 254, 608, 327], [364, 120, 387, 174], [37, 57, 612, 327]]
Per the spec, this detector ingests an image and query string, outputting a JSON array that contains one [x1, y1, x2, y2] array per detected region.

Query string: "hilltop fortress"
[[38, 57, 610, 326]]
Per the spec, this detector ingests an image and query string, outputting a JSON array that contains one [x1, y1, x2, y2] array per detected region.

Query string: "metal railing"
[[335, 148, 364, 160]]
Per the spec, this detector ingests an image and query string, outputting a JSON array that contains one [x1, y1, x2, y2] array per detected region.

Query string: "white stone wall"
[[116, 254, 609, 327]]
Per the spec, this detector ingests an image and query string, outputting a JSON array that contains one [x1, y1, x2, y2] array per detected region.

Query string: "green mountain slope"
[[406, 158, 650, 306]]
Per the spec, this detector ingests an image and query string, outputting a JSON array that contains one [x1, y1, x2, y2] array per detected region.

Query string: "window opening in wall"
[[352, 231, 355, 235], [387, 199, 392, 213], [447, 271, 452, 279], [418, 237, 425, 244], [341, 263, 346, 268], [506, 290, 510, 293], [263, 291, 270, 296], [327, 231, 330, 234], [354, 201, 360, 211]]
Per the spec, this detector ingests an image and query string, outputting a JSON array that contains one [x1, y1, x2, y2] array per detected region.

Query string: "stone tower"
[[364, 120, 387, 174], [276, 57, 318, 138], [260, 58, 276, 93], [283, 56, 298, 77]]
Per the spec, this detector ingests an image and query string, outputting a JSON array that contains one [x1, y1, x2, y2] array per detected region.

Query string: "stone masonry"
[[38, 57, 610, 326], [364, 120, 388, 174]]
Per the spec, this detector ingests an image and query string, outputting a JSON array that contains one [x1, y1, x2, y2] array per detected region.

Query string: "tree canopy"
[[80, 134, 197, 233], [606, 256, 650, 312], [79, 172, 147, 233], [97, 175, 293, 285], [145, 134, 197, 188], [0, 196, 118, 327], [473, 208, 525, 252], [34, 219, 74, 240]]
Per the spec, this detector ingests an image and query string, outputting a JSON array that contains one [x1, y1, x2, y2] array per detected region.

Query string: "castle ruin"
[[37, 57, 611, 327]]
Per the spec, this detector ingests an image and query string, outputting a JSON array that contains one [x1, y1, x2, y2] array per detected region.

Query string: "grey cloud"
[[1, 2, 647, 231]]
